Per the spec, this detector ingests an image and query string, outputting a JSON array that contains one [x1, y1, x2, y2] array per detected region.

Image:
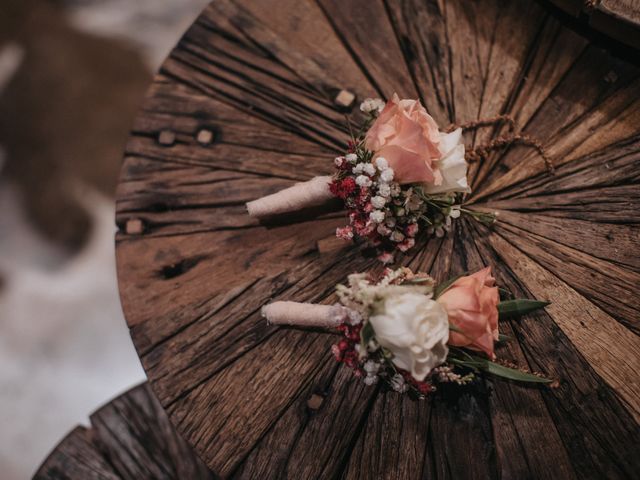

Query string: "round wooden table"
[[34, 384, 213, 479], [115, 1, 640, 478]]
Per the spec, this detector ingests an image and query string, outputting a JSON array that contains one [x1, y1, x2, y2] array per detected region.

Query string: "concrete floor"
[[0, 1, 209, 478]]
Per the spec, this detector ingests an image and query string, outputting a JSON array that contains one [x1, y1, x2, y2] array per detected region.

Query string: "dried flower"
[[356, 175, 372, 187], [377, 183, 391, 198], [390, 373, 409, 393], [336, 226, 354, 240], [380, 168, 394, 183], [369, 210, 385, 223], [360, 97, 385, 113], [375, 156, 389, 170], [363, 163, 376, 176]]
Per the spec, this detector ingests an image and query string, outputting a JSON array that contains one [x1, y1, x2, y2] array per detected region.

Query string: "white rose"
[[422, 128, 471, 195], [369, 292, 449, 381]]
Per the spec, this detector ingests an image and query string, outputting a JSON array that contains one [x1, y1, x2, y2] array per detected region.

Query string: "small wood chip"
[[158, 130, 176, 146], [196, 129, 214, 145], [334, 89, 356, 108], [125, 218, 144, 235], [306, 393, 324, 410]]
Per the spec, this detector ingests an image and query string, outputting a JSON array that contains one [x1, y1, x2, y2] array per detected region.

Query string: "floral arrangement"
[[262, 266, 552, 398], [247, 94, 552, 263], [246, 94, 498, 263], [330, 95, 493, 263]]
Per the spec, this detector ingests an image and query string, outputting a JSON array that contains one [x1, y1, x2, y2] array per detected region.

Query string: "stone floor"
[[0, 1, 209, 478]]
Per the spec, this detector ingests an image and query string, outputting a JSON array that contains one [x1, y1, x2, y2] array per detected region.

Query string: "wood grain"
[[114, 0, 640, 478], [33, 384, 214, 480], [548, 0, 640, 50]]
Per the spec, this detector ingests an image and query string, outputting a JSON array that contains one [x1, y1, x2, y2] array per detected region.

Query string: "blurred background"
[[0, 1, 209, 478]]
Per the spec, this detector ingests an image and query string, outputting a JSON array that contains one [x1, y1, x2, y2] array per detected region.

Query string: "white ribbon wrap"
[[262, 301, 349, 328], [246, 175, 333, 218]]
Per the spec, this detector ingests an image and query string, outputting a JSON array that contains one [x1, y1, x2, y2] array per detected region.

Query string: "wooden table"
[[33, 384, 214, 479], [547, 0, 640, 50], [115, 1, 640, 478]]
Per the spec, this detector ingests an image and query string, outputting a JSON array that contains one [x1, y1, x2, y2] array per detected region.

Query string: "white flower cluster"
[[336, 269, 433, 320], [359, 97, 385, 114], [363, 359, 380, 386], [364, 157, 398, 225]]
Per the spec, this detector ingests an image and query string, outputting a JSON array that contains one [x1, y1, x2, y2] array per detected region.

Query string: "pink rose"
[[436, 267, 500, 359], [364, 94, 442, 185]]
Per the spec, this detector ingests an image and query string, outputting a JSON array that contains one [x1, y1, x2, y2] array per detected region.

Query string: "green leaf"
[[434, 273, 467, 298], [497, 299, 550, 319], [450, 356, 551, 383], [481, 360, 551, 383]]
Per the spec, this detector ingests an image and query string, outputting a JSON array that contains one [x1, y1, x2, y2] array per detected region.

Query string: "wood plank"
[[116, 217, 356, 358], [476, 76, 640, 200], [139, 79, 334, 157], [492, 210, 640, 271], [475, 184, 640, 224], [219, 0, 375, 97], [484, 135, 640, 201], [235, 366, 378, 479], [487, 230, 640, 422], [469, 222, 640, 479], [472, 0, 547, 150], [33, 385, 214, 480], [34, 427, 121, 480], [453, 220, 576, 480], [384, 0, 455, 125], [470, 15, 587, 188], [90, 385, 214, 480], [342, 393, 432, 480], [315, 0, 419, 99], [493, 221, 640, 332]]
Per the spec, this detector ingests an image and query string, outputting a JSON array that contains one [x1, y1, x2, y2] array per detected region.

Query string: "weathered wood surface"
[[115, 0, 640, 478], [547, 0, 640, 50], [33, 384, 214, 480]]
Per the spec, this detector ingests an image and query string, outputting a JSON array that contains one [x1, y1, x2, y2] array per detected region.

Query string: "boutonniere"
[[262, 266, 552, 399], [247, 94, 553, 263]]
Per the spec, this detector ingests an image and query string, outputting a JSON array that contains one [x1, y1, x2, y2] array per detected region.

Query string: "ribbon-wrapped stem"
[[262, 301, 350, 329], [246, 175, 333, 218]]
